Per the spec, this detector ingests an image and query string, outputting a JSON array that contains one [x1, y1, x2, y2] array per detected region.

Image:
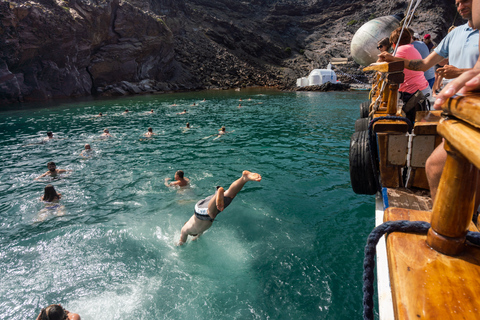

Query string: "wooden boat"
[[350, 61, 480, 319]]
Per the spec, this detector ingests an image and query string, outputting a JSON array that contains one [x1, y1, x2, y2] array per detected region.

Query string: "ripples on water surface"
[[0, 89, 373, 319]]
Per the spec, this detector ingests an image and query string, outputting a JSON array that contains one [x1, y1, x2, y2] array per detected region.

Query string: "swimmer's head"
[[43, 184, 59, 202], [124, 109, 129, 113], [186, 122, 190, 128], [104, 129, 109, 133], [84, 144, 91, 150], [47, 131, 53, 138], [39, 304, 67, 320], [148, 127, 153, 132], [99, 112, 102, 116], [221, 126, 226, 131], [47, 162, 56, 171], [175, 170, 184, 179]]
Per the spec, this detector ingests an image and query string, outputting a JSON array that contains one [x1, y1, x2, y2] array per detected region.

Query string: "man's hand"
[[433, 69, 480, 109], [436, 65, 463, 79], [378, 52, 395, 62]]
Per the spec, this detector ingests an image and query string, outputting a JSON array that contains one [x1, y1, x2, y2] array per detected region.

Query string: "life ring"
[[349, 130, 377, 195], [360, 101, 370, 118], [355, 118, 370, 132]]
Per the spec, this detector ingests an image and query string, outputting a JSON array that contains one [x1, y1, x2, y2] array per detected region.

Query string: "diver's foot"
[[242, 170, 262, 182], [216, 187, 225, 211]]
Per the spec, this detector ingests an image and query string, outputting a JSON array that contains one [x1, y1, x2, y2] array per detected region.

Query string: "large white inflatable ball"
[[350, 14, 403, 66]]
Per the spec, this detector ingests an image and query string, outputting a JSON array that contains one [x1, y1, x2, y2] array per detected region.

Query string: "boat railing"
[[361, 61, 480, 319]]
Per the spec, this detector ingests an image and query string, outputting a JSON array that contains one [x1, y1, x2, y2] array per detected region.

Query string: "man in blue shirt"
[[379, 0, 478, 80]]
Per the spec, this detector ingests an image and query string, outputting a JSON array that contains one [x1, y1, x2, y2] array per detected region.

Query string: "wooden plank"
[[384, 208, 480, 320], [413, 111, 442, 135], [378, 133, 402, 188], [372, 119, 408, 133], [443, 94, 480, 129], [363, 61, 404, 73]]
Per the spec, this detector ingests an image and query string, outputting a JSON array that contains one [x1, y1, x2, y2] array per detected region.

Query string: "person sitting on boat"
[[377, 37, 391, 53], [423, 33, 436, 52], [378, 0, 479, 81], [165, 170, 190, 188], [36, 304, 80, 320], [388, 27, 431, 122], [35, 162, 70, 180], [178, 170, 262, 245]]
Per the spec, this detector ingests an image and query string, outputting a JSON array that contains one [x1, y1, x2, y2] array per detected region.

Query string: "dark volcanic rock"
[[295, 83, 351, 92], [0, 0, 458, 103]]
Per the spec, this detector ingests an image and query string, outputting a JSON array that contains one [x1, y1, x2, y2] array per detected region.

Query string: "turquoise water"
[[0, 89, 374, 319]]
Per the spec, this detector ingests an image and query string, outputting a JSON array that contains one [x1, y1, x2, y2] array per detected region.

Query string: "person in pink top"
[[390, 27, 430, 97], [388, 27, 432, 122]]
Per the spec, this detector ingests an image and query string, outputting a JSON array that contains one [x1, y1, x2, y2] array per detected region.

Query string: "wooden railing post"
[[427, 141, 478, 255]]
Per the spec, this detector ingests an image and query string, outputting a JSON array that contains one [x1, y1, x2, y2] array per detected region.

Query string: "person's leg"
[[426, 141, 447, 202], [224, 171, 262, 199]]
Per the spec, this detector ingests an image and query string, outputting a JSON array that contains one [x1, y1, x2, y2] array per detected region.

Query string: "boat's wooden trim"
[[363, 61, 404, 73], [437, 118, 480, 170], [444, 94, 480, 128], [384, 208, 480, 320]]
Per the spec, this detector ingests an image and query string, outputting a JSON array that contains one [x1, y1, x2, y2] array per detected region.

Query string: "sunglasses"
[[377, 45, 384, 49]]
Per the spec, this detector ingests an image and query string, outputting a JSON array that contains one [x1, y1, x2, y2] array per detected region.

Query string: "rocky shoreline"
[[0, 0, 457, 104]]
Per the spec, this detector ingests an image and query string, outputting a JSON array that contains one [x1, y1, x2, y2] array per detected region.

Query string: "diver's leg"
[[224, 171, 262, 199]]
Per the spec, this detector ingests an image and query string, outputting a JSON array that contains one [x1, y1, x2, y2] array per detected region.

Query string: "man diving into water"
[[178, 170, 262, 245]]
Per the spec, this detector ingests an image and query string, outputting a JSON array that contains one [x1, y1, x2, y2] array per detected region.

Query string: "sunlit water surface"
[[0, 89, 374, 319]]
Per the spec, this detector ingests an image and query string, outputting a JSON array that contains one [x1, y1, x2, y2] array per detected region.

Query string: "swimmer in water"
[[100, 128, 112, 139], [144, 127, 155, 137], [124, 109, 129, 114], [36, 304, 81, 320], [41, 184, 62, 202], [186, 122, 191, 129], [165, 170, 190, 187], [149, 109, 154, 113], [35, 162, 70, 180], [218, 126, 226, 135], [177, 109, 188, 115], [80, 144, 92, 158], [178, 170, 262, 245]]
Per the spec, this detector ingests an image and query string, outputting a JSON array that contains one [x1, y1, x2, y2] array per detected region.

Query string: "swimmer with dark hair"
[[35, 162, 69, 180], [145, 127, 155, 137], [165, 170, 190, 187], [178, 170, 261, 245], [36, 304, 80, 320], [41, 184, 61, 202]]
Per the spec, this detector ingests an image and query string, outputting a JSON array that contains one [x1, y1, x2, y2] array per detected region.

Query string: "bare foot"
[[216, 187, 224, 211], [242, 170, 262, 182]]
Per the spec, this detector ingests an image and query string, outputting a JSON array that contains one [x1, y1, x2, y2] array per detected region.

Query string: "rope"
[[363, 220, 480, 320], [362, 220, 431, 320], [366, 116, 413, 192], [393, 0, 422, 56]]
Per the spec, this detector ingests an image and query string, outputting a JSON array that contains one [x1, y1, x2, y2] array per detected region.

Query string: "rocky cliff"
[[0, 0, 458, 103]]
